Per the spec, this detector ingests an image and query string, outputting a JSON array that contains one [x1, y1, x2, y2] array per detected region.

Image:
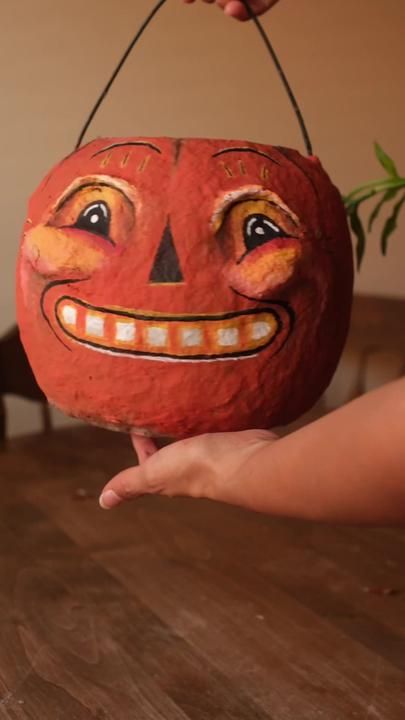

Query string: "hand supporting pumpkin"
[[182, 0, 279, 21], [100, 378, 405, 526]]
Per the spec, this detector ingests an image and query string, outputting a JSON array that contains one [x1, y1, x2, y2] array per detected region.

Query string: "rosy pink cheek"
[[23, 226, 106, 278], [225, 245, 302, 298]]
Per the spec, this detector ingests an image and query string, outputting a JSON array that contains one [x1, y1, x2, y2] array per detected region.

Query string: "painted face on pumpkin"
[[17, 137, 353, 438]]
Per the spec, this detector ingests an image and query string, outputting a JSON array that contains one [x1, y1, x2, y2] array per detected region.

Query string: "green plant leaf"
[[368, 188, 399, 232], [344, 143, 405, 269], [381, 192, 405, 255], [343, 178, 402, 206], [374, 142, 399, 178], [348, 204, 367, 270], [344, 189, 378, 215]]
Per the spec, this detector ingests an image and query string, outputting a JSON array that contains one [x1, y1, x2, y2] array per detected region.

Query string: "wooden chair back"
[[0, 326, 51, 441]]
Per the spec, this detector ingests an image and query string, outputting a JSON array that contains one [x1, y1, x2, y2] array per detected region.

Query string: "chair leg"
[[41, 403, 52, 434], [0, 396, 6, 444]]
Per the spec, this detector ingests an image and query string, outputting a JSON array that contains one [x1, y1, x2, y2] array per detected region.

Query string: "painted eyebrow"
[[212, 147, 280, 164], [54, 180, 135, 213], [92, 141, 162, 158]]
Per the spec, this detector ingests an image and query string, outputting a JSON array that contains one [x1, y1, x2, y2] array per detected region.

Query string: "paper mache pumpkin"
[[16, 136, 353, 438]]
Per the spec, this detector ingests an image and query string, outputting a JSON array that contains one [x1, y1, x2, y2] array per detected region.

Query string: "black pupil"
[[75, 202, 110, 237], [243, 213, 282, 252]]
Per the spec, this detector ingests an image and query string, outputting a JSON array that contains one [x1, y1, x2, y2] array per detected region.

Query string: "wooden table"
[[1, 427, 405, 719]]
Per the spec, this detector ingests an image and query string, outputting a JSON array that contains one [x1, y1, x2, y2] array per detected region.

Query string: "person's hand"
[[182, 0, 279, 22], [99, 429, 277, 510], [99, 379, 405, 524]]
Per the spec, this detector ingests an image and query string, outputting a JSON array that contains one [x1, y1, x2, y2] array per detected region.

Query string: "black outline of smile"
[[40, 280, 295, 361], [55, 296, 284, 361]]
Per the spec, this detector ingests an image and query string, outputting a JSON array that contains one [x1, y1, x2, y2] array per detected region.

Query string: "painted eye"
[[243, 213, 283, 252], [74, 201, 111, 238]]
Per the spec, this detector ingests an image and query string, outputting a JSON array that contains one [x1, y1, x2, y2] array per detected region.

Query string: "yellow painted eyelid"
[[210, 187, 300, 234], [45, 174, 139, 222]]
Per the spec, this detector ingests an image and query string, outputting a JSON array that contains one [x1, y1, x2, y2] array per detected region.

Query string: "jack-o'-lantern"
[[16, 136, 353, 438]]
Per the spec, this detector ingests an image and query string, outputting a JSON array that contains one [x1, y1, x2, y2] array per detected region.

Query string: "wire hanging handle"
[[75, 0, 313, 156]]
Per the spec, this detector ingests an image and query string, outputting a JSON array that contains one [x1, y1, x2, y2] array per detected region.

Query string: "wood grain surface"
[[0, 426, 404, 719]]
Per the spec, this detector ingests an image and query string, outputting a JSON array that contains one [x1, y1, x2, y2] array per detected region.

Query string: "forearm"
[[215, 378, 405, 524], [100, 378, 405, 525]]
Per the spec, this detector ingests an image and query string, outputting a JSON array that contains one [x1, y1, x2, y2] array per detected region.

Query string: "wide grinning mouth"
[[55, 296, 285, 361]]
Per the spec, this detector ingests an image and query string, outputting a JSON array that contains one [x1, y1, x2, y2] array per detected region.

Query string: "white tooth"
[[252, 321, 272, 341], [182, 328, 202, 348], [147, 326, 168, 347], [218, 328, 239, 347], [85, 313, 105, 338], [62, 304, 77, 326], [116, 321, 136, 343]]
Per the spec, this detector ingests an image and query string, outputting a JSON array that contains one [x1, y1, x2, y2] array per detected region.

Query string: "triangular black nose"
[[149, 223, 183, 284]]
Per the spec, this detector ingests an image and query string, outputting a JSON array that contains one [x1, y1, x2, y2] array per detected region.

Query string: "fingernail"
[[99, 490, 121, 510]]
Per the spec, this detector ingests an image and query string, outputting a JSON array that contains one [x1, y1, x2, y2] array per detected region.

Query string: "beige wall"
[[1, 0, 404, 434]]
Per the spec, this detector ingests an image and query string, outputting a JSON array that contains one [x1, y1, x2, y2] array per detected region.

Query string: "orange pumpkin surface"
[[16, 137, 353, 438]]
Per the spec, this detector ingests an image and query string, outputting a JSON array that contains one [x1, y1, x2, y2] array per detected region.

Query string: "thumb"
[[99, 463, 161, 510], [99, 437, 204, 510]]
